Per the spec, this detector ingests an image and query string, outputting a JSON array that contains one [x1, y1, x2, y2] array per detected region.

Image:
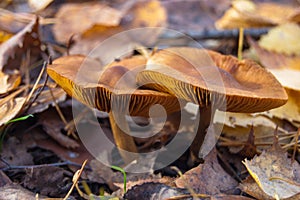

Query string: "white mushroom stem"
[[109, 111, 138, 165]]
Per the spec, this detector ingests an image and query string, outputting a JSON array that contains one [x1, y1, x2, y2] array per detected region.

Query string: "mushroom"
[[47, 54, 181, 164], [136, 47, 288, 164]]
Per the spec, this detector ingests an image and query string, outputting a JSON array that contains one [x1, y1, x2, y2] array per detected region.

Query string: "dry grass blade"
[[63, 160, 88, 200]]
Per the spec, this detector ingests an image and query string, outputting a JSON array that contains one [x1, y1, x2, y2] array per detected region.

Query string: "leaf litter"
[[0, 0, 300, 199]]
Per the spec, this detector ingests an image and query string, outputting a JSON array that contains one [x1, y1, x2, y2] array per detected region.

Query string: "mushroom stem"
[[188, 104, 212, 166], [108, 111, 138, 164]]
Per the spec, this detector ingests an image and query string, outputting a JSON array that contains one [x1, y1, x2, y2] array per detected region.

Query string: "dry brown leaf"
[[214, 111, 287, 153], [0, 30, 13, 44], [175, 148, 238, 195], [0, 70, 21, 94], [128, 0, 167, 28], [0, 97, 26, 126], [241, 176, 300, 200], [243, 139, 300, 199], [258, 23, 300, 56], [28, 0, 53, 12], [215, 0, 298, 29], [0, 16, 41, 72], [70, 0, 167, 56], [124, 182, 187, 200], [28, 87, 67, 114], [0, 184, 48, 200], [53, 2, 123, 43], [267, 88, 300, 123], [23, 166, 68, 197], [38, 108, 79, 149], [248, 36, 300, 70]]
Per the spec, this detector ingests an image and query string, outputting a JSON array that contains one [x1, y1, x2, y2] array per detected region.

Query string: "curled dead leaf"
[[0, 16, 41, 72], [0, 97, 26, 126], [216, 0, 299, 29], [243, 139, 300, 199], [53, 2, 123, 43], [0, 70, 21, 94]]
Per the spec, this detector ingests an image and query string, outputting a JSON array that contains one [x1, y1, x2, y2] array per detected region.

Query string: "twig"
[[160, 28, 270, 40], [49, 86, 68, 126], [0, 160, 91, 171], [64, 160, 88, 200], [292, 128, 300, 164], [24, 73, 49, 113], [238, 27, 244, 60]]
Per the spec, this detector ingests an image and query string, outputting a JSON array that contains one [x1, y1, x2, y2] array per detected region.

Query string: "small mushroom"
[[136, 47, 288, 164], [47, 55, 181, 164]]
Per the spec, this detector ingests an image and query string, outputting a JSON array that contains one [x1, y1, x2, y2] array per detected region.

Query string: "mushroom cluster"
[[47, 47, 288, 165]]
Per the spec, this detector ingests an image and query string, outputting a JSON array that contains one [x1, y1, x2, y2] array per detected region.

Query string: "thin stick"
[[238, 27, 244, 60], [0, 160, 90, 171], [292, 128, 300, 164], [49, 86, 68, 126], [63, 160, 88, 200]]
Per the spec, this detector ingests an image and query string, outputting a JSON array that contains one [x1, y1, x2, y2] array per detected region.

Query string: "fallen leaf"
[[1, 136, 34, 166], [0, 97, 26, 126], [53, 2, 123, 43], [69, 0, 167, 56], [0, 70, 21, 94], [248, 36, 300, 70], [258, 23, 300, 56], [214, 110, 287, 153], [0, 30, 13, 44], [0, 16, 41, 72], [23, 166, 69, 197], [243, 137, 300, 199], [28, 0, 53, 12], [175, 148, 238, 195], [215, 0, 298, 29], [0, 171, 12, 187], [0, 184, 48, 200], [267, 88, 300, 123], [38, 108, 79, 149], [124, 182, 188, 200], [27, 87, 67, 114], [240, 176, 300, 200]]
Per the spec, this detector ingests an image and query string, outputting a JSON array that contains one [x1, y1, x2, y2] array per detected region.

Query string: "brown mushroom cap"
[[136, 47, 288, 113], [47, 55, 181, 117]]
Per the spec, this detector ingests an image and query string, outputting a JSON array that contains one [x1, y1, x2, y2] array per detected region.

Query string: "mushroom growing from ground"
[[47, 54, 181, 164], [136, 47, 288, 164]]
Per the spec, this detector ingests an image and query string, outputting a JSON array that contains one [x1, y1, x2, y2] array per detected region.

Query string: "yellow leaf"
[[259, 23, 300, 56]]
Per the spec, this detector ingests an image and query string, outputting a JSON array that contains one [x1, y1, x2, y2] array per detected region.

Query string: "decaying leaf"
[[0, 70, 21, 94], [69, 0, 167, 56], [28, 87, 67, 114], [28, 0, 54, 12], [240, 176, 300, 200], [38, 108, 79, 149], [0, 16, 41, 72], [124, 182, 187, 200], [0, 184, 48, 200], [243, 137, 300, 199], [23, 166, 68, 197], [248, 36, 300, 70], [0, 97, 26, 126], [267, 88, 300, 123], [215, 0, 299, 29], [214, 110, 288, 153], [175, 148, 238, 195], [258, 23, 300, 56], [53, 2, 123, 43]]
